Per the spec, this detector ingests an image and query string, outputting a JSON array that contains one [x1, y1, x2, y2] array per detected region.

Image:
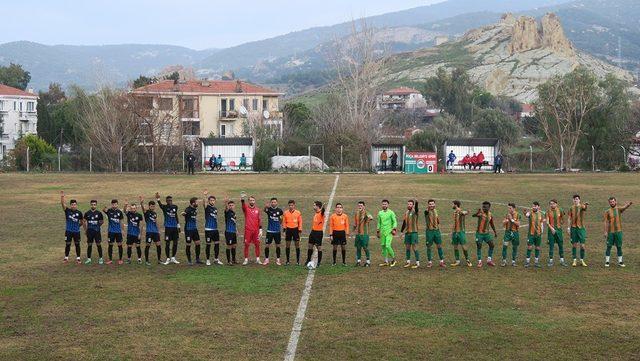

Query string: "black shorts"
[[266, 232, 281, 245], [108, 232, 123, 243], [309, 230, 323, 247], [285, 228, 300, 242], [225, 232, 238, 246], [185, 230, 200, 243], [164, 228, 179, 242], [205, 230, 220, 243], [86, 229, 102, 243], [331, 231, 347, 246], [146, 233, 160, 243], [126, 235, 141, 245], [65, 231, 81, 243]]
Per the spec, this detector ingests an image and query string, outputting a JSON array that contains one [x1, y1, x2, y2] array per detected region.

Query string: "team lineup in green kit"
[[60, 190, 633, 269]]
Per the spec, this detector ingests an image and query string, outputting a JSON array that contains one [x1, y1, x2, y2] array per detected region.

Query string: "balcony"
[[220, 110, 241, 121]]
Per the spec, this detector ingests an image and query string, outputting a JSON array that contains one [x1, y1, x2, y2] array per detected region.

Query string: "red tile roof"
[[383, 86, 421, 96], [132, 80, 282, 95], [0, 84, 37, 98], [521, 103, 535, 113]]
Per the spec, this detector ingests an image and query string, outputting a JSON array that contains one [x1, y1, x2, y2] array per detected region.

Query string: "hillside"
[[381, 13, 634, 102]]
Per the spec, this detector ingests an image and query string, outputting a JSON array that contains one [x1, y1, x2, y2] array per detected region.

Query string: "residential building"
[[0, 84, 38, 160], [376, 87, 427, 110]]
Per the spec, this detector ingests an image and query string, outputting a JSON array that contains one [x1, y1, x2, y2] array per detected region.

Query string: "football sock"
[[206, 244, 211, 260], [108, 244, 113, 260], [617, 246, 622, 257], [214, 243, 220, 259], [96, 244, 103, 258], [226, 249, 231, 263], [414, 250, 420, 261], [317, 251, 323, 265], [501, 246, 507, 260], [534, 249, 540, 258], [455, 249, 461, 261], [463, 249, 469, 260], [186, 245, 192, 263], [488, 246, 494, 258], [572, 247, 577, 259], [332, 249, 337, 263], [65, 243, 71, 257], [127, 247, 132, 259], [144, 245, 150, 262], [427, 247, 433, 261], [476, 243, 482, 260], [74, 242, 81, 257], [306, 249, 313, 264], [580, 248, 585, 260], [136, 246, 141, 259], [365, 248, 370, 260], [286, 247, 291, 263], [165, 241, 171, 259], [265, 247, 270, 259], [512, 246, 518, 261], [526, 249, 532, 258], [172, 241, 178, 257], [156, 245, 162, 261], [358, 247, 363, 261], [405, 249, 411, 260], [437, 247, 444, 260], [341, 249, 346, 264], [118, 245, 123, 259], [231, 248, 236, 262], [276, 246, 281, 259], [296, 248, 300, 263], [87, 244, 93, 259]]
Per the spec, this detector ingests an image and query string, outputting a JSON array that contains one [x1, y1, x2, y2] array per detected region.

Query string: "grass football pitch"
[[0, 172, 639, 360]]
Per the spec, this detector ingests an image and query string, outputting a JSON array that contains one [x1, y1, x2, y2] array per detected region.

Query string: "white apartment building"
[[0, 84, 38, 160]]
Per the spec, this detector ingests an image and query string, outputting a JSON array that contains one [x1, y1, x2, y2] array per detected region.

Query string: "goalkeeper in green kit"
[[377, 199, 398, 267]]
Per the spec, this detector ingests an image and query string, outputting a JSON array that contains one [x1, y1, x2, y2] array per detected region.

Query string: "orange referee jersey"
[[329, 213, 349, 235], [283, 209, 302, 231], [312, 210, 325, 232]]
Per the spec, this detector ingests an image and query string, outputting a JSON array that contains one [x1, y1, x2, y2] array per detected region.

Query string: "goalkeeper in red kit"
[[241, 193, 263, 265]]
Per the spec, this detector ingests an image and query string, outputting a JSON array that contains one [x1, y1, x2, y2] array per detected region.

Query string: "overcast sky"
[[2, 0, 443, 49]]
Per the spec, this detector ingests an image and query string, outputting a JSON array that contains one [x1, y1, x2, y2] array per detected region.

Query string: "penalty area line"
[[284, 174, 340, 361]]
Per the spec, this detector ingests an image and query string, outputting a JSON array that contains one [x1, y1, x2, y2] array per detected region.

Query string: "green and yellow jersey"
[[476, 211, 493, 234], [604, 207, 624, 233], [527, 210, 545, 236], [452, 209, 466, 232], [546, 207, 564, 230], [354, 210, 373, 236], [568, 204, 587, 228], [504, 212, 520, 232], [424, 209, 440, 231]]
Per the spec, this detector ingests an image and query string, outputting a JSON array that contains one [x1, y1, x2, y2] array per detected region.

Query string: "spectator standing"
[[447, 151, 457, 170], [477, 151, 485, 170], [239, 153, 247, 171], [390, 151, 398, 171], [380, 150, 388, 171], [494, 153, 503, 173], [186, 151, 196, 175]]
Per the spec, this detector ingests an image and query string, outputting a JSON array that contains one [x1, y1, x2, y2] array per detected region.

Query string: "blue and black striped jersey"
[[144, 210, 159, 234], [183, 206, 198, 231], [159, 202, 179, 229], [83, 210, 103, 232], [204, 205, 218, 231], [264, 206, 283, 233], [225, 209, 237, 233], [126, 212, 143, 236], [104, 208, 123, 233], [65, 208, 83, 233]]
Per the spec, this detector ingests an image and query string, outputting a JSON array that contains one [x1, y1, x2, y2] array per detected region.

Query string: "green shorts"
[[547, 230, 563, 245], [404, 232, 419, 245], [475, 232, 493, 243], [527, 234, 542, 246], [606, 232, 623, 248], [355, 235, 370, 248], [425, 230, 442, 246], [503, 231, 520, 246], [452, 231, 467, 245], [570, 227, 586, 244]]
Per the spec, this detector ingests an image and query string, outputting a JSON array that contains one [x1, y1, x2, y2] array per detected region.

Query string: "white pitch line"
[[284, 174, 340, 361]]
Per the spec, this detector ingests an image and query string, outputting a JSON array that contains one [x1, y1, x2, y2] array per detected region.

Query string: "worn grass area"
[[0, 172, 639, 360]]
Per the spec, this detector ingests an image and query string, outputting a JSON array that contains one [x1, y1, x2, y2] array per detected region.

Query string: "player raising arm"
[[377, 199, 397, 267], [450, 201, 472, 267], [473, 201, 498, 267], [546, 199, 566, 267], [524, 202, 545, 268], [568, 195, 589, 267], [83, 199, 104, 265], [140, 196, 162, 266], [103, 199, 125, 265], [156, 192, 180, 265], [60, 191, 83, 264], [500, 203, 520, 267], [604, 198, 632, 267], [202, 190, 223, 266]]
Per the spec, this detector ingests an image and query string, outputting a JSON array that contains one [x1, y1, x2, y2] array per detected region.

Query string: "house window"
[[252, 99, 258, 111], [0, 100, 4, 111], [13, 101, 17, 111], [220, 124, 234, 138], [262, 99, 268, 111], [243, 99, 249, 110], [159, 98, 173, 111], [27, 101, 35, 112], [19, 102, 23, 112], [229, 99, 235, 111]]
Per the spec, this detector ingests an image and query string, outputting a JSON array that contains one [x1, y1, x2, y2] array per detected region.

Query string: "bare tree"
[[76, 87, 141, 171]]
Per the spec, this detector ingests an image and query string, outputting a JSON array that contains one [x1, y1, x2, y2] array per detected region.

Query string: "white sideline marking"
[[284, 175, 340, 361]]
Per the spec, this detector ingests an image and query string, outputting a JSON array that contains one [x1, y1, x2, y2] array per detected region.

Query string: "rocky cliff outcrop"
[[382, 12, 634, 102]]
